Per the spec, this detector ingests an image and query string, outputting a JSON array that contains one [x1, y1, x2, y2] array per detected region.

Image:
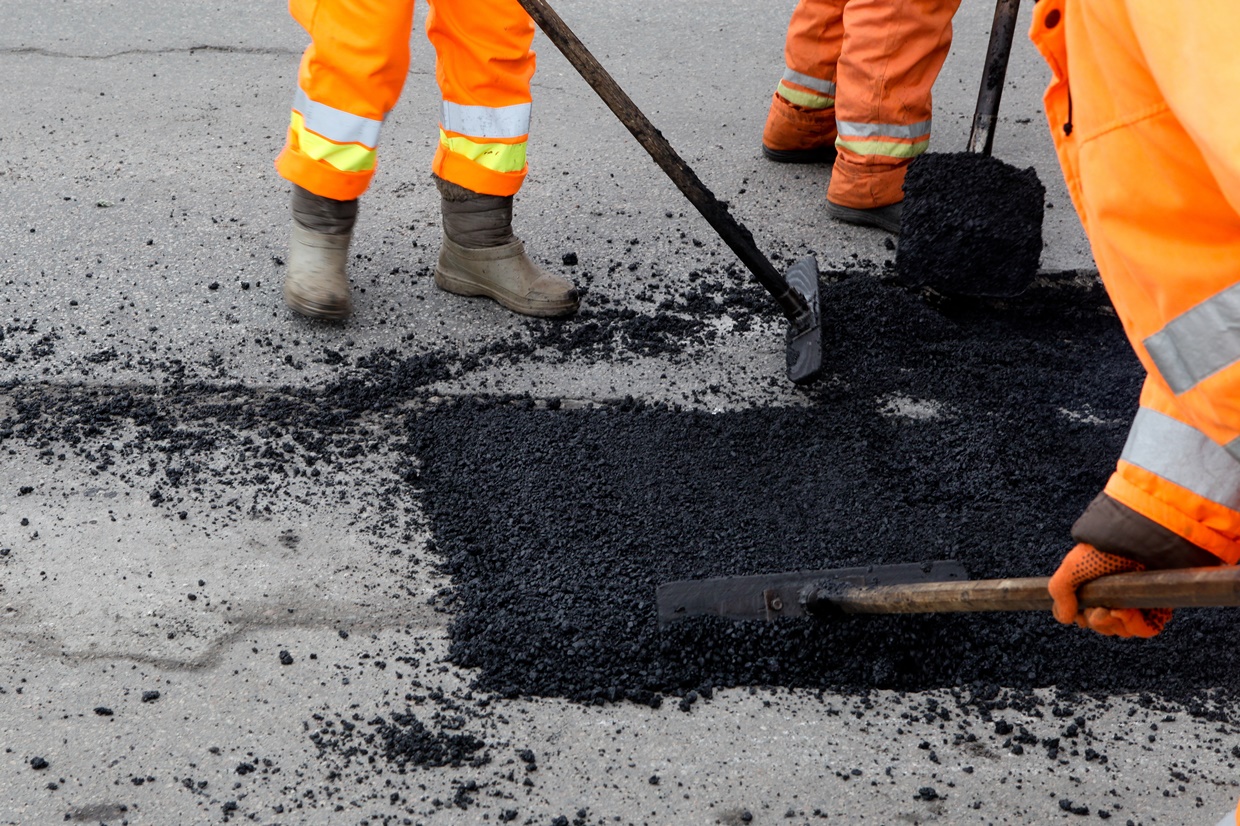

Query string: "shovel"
[[656, 560, 1240, 627], [515, 0, 823, 385], [895, 0, 1046, 298]]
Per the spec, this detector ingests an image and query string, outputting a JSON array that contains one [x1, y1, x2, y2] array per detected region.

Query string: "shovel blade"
[[784, 256, 823, 385], [657, 560, 968, 627]]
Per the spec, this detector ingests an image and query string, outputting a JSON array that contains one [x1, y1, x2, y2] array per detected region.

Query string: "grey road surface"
[[3, 2, 1234, 825]]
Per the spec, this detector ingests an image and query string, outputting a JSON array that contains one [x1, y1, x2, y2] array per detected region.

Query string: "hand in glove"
[[1047, 543, 1171, 638]]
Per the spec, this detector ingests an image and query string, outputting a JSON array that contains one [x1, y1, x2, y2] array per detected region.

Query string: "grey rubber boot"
[[826, 200, 903, 235], [433, 175, 579, 318], [283, 185, 358, 320]]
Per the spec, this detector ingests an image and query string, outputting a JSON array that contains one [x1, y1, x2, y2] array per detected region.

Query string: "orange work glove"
[[1047, 543, 1171, 638]]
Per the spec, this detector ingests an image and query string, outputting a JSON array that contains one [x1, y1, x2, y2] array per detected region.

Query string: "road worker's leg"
[[427, 0, 578, 318], [827, 0, 960, 233], [762, 0, 846, 164], [275, 0, 417, 318]]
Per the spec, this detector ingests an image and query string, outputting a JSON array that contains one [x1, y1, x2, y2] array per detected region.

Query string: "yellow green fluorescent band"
[[777, 81, 835, 110], [292, 112, 377, 173], [440, 129, 527, 173]]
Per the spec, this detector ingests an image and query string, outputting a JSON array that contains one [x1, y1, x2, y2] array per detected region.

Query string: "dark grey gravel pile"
[[415, 273, 1240, 704], [896, 152, 1046, 298]]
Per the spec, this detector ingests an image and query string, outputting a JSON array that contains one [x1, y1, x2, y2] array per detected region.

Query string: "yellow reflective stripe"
[[439, 129, 527, 173], [291, 112, 376, 173], [777, 81, 834, 110], [835, 137, 930, 159]]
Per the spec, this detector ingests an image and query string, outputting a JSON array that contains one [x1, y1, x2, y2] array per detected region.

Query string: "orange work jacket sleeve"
[[1032, 0, 1240, 564]]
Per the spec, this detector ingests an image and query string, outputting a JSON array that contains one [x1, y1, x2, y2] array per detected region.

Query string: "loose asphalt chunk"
[[897, 152, 1047, 298]]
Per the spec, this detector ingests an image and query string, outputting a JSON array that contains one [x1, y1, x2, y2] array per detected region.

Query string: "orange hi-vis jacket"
[[1032, 0, 1240, 565], [275, 0, 536, 201], [766, 0, 961, 209]]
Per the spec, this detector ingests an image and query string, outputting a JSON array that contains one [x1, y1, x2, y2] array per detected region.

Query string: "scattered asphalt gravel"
[[6, 263, 1240, 816]]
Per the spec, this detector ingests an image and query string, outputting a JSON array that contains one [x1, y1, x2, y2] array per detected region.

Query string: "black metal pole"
[[514, 0, 811, 325], [967, 0, 1022, 157]]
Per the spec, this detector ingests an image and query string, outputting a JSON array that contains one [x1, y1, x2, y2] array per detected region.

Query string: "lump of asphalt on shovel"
[[895, 152, 1046, 298]]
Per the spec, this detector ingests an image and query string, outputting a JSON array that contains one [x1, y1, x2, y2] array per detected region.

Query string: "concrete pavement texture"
[[3, 1, 1237, 825]]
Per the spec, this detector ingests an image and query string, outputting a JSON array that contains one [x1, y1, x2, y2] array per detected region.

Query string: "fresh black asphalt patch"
[[5, 270, 1238, 714], [416, 273, 1239, 707]]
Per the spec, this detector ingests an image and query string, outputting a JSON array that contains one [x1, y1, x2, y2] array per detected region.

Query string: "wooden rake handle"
[[819, 566, 1240, 615]]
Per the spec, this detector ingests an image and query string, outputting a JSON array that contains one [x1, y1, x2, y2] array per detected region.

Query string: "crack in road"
[[1, 590, 447, 671], [0, 44, 579, 92], [0, 44, 300, 59]]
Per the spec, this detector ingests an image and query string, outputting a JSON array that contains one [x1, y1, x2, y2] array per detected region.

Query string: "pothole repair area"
[[417, 275, 1236, 705], [6, 270, 1239, 818], [8, 271, 1236, 705]]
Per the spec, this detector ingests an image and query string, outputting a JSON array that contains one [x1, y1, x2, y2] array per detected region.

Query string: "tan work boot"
[[283, 185, 357, 320], [436, 236, 581, 318], [432, 175, 579, 318]]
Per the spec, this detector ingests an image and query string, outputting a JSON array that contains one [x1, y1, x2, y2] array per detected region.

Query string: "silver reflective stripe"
[[1122, 407, 1240, 511], [782, 68, 836, 97], [440, 101, 531, 140], [1144, 282, 1240, 394], [1226, 434, 1240, 463], [294, 87, 383, 148], [837, 119, 932, 140]]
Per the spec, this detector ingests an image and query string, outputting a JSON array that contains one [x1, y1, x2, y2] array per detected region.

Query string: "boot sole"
[[825, 202, 902, 235], [762, 144, 836, 165], [434, 266, 579, 319], [283, 282, 352, 320]]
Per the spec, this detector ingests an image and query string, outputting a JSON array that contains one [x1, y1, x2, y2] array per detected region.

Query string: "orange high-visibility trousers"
[[1032, 0, 1240, 564], [275, 0, 536, 201], [765, 0, 960, 209]]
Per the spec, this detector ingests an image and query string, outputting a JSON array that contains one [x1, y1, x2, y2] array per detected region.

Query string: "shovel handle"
[[818, 566, 1240, 615], [513, 0, 810, 323], [967, 0, 1022, 156]]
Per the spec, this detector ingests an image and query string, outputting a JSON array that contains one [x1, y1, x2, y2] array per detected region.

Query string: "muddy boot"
[[433, 175, 579, 318], [283, 185, 358, 320]]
